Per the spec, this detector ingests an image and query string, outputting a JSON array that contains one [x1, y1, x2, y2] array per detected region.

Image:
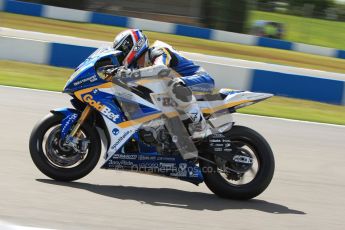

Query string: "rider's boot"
[[167, 78, 212, 140], [181, 102, 212, 140]]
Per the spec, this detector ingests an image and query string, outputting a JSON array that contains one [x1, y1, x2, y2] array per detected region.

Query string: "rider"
[[112, 29, 214, 139]]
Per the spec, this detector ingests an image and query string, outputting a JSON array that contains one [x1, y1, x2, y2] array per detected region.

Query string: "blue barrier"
[[251, 70, 345, 104], [336, 50, 345, 59], [1, 34, 344, 105], [49, 43, 96, 68], [91, 12, 129, 28], [257, 37, 293, 51], [2, 0, 345, 60], [4, 0, 42, 17], [175, 25, 212, 40]]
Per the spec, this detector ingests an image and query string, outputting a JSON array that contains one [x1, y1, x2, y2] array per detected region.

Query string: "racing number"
[[162, 97, 177, 107]]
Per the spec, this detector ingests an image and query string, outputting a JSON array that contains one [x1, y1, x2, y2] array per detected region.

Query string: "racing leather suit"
[[129, 41, 215, 137]]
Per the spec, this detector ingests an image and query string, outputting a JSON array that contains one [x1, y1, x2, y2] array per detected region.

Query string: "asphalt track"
[[0, 86, 345, 230]]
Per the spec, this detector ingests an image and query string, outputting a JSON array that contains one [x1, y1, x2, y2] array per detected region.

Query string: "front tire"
[[29, 113, 101, 181], [200, 125, 275, 200]]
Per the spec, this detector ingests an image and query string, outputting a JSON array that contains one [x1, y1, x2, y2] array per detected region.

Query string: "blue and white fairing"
[[63, 47, 122, 94], [53, 45, 272, 186]]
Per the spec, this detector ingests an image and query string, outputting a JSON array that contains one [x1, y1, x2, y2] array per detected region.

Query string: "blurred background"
[[1, 0, 345, 125], [1, 2, 345, 230], [18, 0, 345, 48]]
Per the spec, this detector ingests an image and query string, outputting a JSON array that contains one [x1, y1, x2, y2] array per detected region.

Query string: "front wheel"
[[29, 113, 101, 181], [200, 125, 275, 200]]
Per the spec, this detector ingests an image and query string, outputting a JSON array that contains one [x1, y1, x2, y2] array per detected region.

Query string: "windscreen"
[[75, 46, 122, 71]]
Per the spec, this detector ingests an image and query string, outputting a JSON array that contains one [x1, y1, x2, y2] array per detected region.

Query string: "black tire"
[[200, 125, 275, 200], [29, 113, 101, 181]]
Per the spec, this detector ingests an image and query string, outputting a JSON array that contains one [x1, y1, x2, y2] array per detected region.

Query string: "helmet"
[[113, 29, 149, 67]]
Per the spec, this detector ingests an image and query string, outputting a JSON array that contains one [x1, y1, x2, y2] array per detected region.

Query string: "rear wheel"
[[29, 113, 101, 181], [200, 125, 275, 200]]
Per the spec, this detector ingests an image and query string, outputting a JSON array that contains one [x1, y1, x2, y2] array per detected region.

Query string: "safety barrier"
[[1, 36, 344, 105], [1, 0, 345, 60]]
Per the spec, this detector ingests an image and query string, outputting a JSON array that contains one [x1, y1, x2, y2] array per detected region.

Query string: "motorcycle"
[[29, 47, 275, 200]]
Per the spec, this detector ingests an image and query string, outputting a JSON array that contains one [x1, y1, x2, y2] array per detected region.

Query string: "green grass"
[[239, 97, 345, 125], [0, 61, 73, 91], [250, 11, 345, 50], [2, 12, 345, 75], [1, 60, 344, 125]]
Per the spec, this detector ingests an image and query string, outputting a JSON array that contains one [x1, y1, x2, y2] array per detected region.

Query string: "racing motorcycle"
[[29, 47, 275, 200]]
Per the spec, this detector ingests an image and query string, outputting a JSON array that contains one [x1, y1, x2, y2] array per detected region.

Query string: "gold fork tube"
[[70, 105, 92, 137]]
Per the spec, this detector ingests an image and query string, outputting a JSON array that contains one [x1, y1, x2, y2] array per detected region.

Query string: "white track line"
[[1, 85, 344, 128], [0, 85, 62, 94], [236, 113, 345, 128], [0, 221, 54, 230]]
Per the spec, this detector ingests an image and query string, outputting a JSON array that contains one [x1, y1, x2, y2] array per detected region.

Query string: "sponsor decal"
[[209, 139, 221, 143], [133, 38, 145, 51], [119, 160, 135, 166], [111, 130, 133, 150], [112, 154, 137, 160], [83, 94, 120, 122], [156, 96, 177, 107], [61, 113, 78, 136], [189, 112, 200, 122], [179, 163, 187, 171], [211, 133, 225, 138], [162, 97, 177, 107], [117, 91, 133, 100], [73, 75, 98, 86], [138, 156, 150, 160], [159, 163, 176, 170], [156, 156, 175, 161], [170, 170, 187, 177], [112, 128, 120, 135], [188, 169, 199, 178], [139, 162, 158, 168], [172, 163, 200, 177], [139, 155, 159, 161]]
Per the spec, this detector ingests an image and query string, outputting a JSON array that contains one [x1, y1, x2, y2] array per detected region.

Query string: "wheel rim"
[[42, 125, 89, 168], [215, 139, 260, 186]]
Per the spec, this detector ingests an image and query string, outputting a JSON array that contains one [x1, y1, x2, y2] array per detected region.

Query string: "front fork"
[[63, 105, 92, 153], [69, 105, 92, 137]]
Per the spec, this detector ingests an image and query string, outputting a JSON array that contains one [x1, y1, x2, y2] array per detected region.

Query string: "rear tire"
[[29, 113, 101, 181], [200, 125, 275, 200]]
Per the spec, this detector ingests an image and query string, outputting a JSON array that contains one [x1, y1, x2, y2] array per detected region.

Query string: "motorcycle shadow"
[[37, 179, 305, 215]]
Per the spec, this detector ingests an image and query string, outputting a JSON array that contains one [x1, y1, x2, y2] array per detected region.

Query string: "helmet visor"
[[113, 35, 133, 58]]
